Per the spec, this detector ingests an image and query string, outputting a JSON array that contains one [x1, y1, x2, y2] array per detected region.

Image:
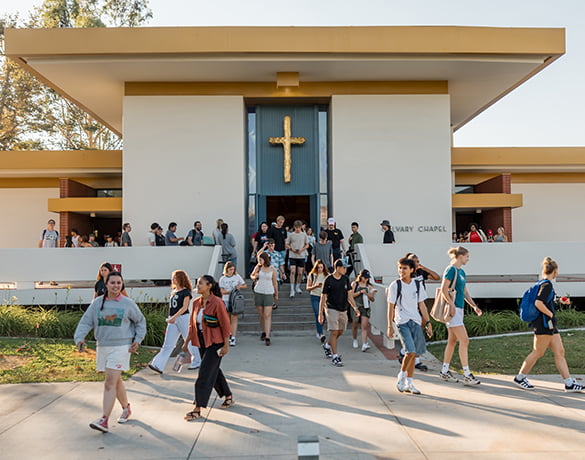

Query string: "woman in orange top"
[[183, 275, 233, 421]]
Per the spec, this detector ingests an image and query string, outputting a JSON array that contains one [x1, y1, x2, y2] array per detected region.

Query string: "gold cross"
[[269, 115, 306, 183]]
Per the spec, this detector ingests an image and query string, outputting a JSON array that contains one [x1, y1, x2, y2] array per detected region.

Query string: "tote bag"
[[430, 268, 457, 323]]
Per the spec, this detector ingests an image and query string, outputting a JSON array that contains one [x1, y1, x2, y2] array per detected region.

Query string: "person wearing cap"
[[318, 259, 359, 367], [39, 219, 59, 248], [350, 269, 377, 352], [381, 220, 395, 244], [325, 218, 346, 261]]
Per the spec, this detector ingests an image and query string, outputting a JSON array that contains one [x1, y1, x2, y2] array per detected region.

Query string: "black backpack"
[[227, 288, 245, 315], [394, 279, 421, 306]]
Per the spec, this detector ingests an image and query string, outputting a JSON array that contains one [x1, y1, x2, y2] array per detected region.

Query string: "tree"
[[0, 0, 152, 150]]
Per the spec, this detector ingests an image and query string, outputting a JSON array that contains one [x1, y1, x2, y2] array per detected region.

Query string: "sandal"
[[220, 397, 235, 409], [184, 409, 202, 421]]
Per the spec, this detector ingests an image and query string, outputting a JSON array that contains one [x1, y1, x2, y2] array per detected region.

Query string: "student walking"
[[286, 220, 309, 298], [94, 262, 129, 299], [219, 261, 247, 347], [306, 259, 329, 342], [387, 258, 432, 394], [74, 271, 146, 433], [250, 252, 278, 346], [313, 231, 334, 271], [438, 246, 483, 385], [218, 223, 238, 266], [350, 269, 377, 352], [183, 275, 233, 421], [513, 257, 583, 392], [148, 270, 201, 374], [398, 253, 441, 371], [319, 259, 359, 367]]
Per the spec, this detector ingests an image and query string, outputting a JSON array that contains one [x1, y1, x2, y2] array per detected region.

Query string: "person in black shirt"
[[513, 257, 583, 392], [325, 217, 345, 261], [267, 216, 287, 253], [149, 270, 201, 374], [381, 220, 395, 244], [318, 259, 359, 367]]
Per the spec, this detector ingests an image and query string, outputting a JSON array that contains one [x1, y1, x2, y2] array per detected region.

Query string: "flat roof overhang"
[[6, 26, 565, 137]]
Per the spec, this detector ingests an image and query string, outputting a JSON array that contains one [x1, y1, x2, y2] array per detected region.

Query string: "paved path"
[[1, 333, 584, 459]]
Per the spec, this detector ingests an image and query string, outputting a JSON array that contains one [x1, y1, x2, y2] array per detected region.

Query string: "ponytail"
[[200, 274, 222, 298], [542, 257, 558, 275], [448, 246, 469, 260]]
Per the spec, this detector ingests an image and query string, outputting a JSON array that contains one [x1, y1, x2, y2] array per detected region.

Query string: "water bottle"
[[173, 352, 186, 372]]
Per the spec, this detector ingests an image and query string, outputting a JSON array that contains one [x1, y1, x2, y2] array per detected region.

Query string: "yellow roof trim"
[[6, 26, 565, 57]]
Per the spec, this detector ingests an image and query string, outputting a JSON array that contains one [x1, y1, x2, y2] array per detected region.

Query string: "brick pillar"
[[58, 178, 96, 246]]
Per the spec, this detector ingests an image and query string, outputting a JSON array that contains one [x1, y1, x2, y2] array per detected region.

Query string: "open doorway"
[[266, 195, 311, 228]]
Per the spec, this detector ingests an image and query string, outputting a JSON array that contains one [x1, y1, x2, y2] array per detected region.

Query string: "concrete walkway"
[[1, 332, 584, 459]]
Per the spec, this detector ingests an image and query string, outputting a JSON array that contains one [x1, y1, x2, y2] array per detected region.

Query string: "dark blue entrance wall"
[[256, 106, 319, 196]]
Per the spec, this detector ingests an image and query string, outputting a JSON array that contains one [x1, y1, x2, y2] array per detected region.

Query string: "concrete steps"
[[237, 283, 318, 334]]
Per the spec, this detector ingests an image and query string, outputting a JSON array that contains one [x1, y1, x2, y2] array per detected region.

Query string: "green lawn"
[[0, 338, 156, 384], [427, 330, 585, 375]]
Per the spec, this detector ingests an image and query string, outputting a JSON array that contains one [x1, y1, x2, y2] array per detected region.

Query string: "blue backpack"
[[519, 279, 553, 322]]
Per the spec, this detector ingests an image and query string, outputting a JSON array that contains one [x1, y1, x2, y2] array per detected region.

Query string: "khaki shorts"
[[254, 292, 274, 307], [96, 345, 131, 372], [326, 308, 348, 331]]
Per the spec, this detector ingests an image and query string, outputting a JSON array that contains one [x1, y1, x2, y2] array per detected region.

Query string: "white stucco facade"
[[512, 183, 585, 242], [330, 95, 452, 245], [123, 95, 246, 271], [0, 188, 59, 249]]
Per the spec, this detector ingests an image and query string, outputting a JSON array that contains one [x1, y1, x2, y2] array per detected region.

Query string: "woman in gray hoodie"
[[74, 271, 146, 433]]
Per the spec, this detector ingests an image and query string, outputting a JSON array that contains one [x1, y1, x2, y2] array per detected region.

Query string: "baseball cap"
[[359, 269, 371, 279], [327, 217, 335, 225], [334, 259, 349, 268]]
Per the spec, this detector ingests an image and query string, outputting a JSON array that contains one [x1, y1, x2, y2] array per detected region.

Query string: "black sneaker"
[[513, 376, 534, 390], [323, 342, 332, 358], [415, 363, 428, 372], [398, 350, 404, 364], [260, 332, 266, 341], [331, 355, 343, 367], [565, 380, 584, 393]]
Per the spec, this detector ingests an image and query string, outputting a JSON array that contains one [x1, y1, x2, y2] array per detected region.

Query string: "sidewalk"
[[1, 332, 584, 459]]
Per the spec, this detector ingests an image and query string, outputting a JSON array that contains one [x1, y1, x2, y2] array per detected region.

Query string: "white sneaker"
[[295, 285, 302, 294], [229, 336, 236, 347], [404, 383, 421, 395], [117, 404, 131, 424], [352, 339, 359, 349], [396, 375, 406, 393], [463, 373, 481, 386], [361, 343, 371, 352]]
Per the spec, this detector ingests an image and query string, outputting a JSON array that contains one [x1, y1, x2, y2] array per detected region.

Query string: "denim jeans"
[[310, 294, 324, 335]]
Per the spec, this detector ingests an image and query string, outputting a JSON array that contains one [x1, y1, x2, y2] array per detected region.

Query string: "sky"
[[2, 0, 584, 147]]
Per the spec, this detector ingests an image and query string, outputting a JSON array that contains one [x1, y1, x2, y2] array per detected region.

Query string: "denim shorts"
[[397, 320, 427, 356]]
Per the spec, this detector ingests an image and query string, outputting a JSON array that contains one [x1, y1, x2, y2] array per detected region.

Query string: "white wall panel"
[[331, 95, 452, 245]]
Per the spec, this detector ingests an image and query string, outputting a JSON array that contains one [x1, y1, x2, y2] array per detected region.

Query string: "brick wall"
[[59, 178, 96, 198]]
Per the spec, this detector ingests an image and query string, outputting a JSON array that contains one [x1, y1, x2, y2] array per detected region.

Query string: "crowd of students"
[[73, 244, 583, 434]]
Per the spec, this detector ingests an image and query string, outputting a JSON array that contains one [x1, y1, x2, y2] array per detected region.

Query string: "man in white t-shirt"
[[38, 219, 59, 248], [285, 220, 309, 298], [387, 257, 432, 395]]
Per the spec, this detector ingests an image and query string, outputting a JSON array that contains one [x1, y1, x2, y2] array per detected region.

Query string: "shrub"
[[556, 309, 585, 328], [0, 304, 167, 348]]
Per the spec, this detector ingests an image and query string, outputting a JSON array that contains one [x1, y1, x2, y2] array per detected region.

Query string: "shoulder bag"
[[430, 268, 457, 323]]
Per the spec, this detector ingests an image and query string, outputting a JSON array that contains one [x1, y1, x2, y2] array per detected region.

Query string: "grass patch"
[[428, 330, 585, 375], [0, 305, 168, 347], [0, 338, 156, 384]]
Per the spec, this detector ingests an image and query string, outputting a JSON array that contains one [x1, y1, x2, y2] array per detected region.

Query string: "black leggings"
[[194, 330, 231, 408]]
